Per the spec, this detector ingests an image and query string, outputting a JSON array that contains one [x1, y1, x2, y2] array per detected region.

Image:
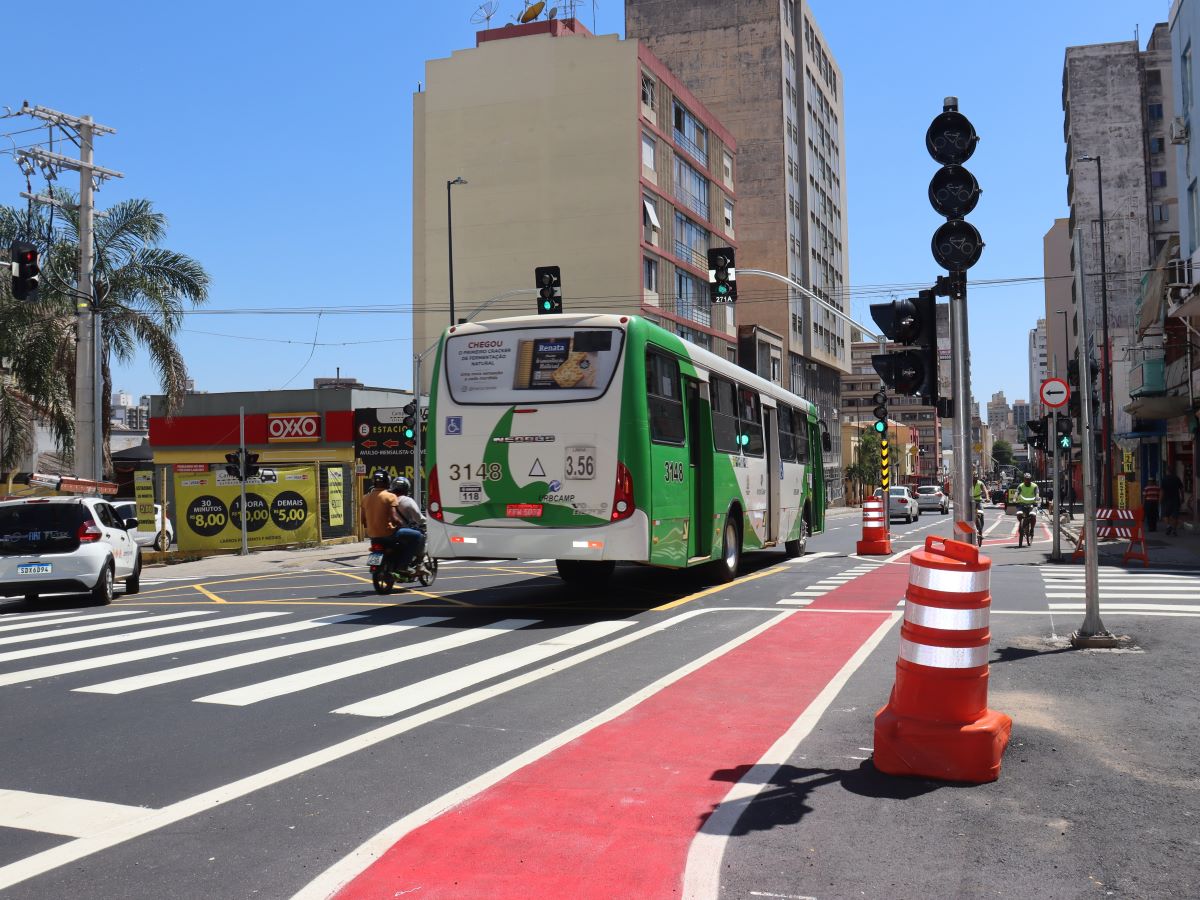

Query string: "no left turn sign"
[[1040, 377, 1069, 408]]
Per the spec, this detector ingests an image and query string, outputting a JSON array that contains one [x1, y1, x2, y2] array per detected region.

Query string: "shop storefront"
[[149, 387, 411, 551]]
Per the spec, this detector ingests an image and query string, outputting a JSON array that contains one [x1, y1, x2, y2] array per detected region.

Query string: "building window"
[[643, 195, 661, 246], [1151, 170, 1168, 188], [675, 269, 711, 326], [642, 133, 656, 170], [641, 73, 656, 110], [674, 211, 710, 270], [1183, 44, 1193, 110], [673, 100, 708, 165], [722, 150, 733, 185], [1148, 103, 1164, 120], [1150, 136, 1165, 154], [1190, 180, 1200, 254], [643, 257, 658, 293], [1153, 203, 1170, 222], [673, 154, 709, 219], [723, 199, 734, 232]]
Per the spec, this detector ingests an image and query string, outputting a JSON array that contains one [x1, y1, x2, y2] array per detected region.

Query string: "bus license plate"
[[565, 445, 595, 480], [366, 553, 383, 566], [17, 563, 52, 575]]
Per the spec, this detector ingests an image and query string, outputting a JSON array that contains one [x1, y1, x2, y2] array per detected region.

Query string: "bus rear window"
[[444, 327, 624, 405]]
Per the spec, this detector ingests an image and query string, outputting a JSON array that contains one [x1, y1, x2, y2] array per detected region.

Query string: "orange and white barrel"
[[857, 496, 892, 555]]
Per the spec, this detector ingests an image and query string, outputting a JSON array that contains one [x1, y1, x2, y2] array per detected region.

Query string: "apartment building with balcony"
[[411, 19, 738, 387]]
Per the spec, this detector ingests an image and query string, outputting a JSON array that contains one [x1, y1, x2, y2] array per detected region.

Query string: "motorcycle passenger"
[[390, 477, 427, 576], [360, 470, 401, 547]]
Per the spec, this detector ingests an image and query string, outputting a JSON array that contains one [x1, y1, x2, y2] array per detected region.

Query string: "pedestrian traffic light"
[[535, 266, 562, 314], [1056, 417, 1072, 438], [707, 247, 737, 304], [9, 241, 39, 301], [870, 290, 939, 404], [243, 452, 260, 479], [927, 101, 984, 272], [1058, 433, 1073, 451], [225, 451, 242, 480]]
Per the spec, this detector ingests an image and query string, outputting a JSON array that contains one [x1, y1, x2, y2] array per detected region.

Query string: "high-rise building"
[[1027, 319, 1047, 417], [987, 391, 1012, 445], [1012, 399, 1031, 435], [411, 19, 739, 388], [626, 0, 850, 504], [1043, 219, 1073, 376]]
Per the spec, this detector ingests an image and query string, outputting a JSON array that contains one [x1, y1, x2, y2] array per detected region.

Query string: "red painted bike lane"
[[330, 560, 909, 900]]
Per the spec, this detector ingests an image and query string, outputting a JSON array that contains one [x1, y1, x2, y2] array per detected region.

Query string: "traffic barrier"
[[874, 536, 1011, 783], [856, 495, 892, 555], [1070, 507, 1148, 567]]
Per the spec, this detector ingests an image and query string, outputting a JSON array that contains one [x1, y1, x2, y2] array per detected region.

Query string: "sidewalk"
[[1059, 514, 1200, 567], [144, 540, 367, 580]]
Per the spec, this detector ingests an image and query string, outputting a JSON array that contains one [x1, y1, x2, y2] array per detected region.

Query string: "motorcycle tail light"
[[370, 541, 383, 552], [428, 465, 444, 521]]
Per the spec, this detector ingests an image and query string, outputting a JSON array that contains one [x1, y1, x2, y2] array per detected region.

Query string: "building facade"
[[1043, 218, 1074, 377], [986, 391, 1013, 447], [1027, 319, 1048, 418], [626, 0, 851, 504], [412, 19, 739, 387]]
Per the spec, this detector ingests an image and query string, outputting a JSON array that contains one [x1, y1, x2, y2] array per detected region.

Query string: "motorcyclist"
[[360, 470, 400, 547], [390, 477, 427, 576]]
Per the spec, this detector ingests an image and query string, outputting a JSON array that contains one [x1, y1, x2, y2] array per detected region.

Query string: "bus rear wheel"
[[555, 559, 615, 587], [709, 516, 741, 583], [784, 515, 810, 558]]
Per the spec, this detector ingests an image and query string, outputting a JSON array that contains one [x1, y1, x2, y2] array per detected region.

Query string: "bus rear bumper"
[[427, 512, 650, 563]]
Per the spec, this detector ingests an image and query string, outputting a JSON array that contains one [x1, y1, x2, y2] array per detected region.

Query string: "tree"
[[0, 190, 209, 475], [993, 439, 1014, 469], [846, 431, 882, 502]]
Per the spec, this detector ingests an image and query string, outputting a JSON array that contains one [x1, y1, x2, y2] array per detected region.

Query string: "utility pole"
[[239, 407, 249, 556], [14, 105, 122, 481]]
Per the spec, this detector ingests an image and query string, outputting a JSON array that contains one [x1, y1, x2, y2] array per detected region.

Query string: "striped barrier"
[[856, 496, 892, 555], [1071, 507, 1148, 567], [873, 536, 1011, 783]]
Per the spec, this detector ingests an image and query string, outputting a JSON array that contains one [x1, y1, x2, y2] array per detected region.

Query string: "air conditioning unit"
[[1171, 116, 1189, 145], [1167, 257, 1192, 298]]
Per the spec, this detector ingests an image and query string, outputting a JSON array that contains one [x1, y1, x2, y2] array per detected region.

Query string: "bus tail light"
[[428, 465, 444, 521], [611, 462, 634, 521]]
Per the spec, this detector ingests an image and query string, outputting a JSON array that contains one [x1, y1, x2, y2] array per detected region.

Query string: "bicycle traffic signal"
[[9, 241, 39, 301], [535, 266, 562, 314], [707, 246, 737, 304], [927, 101, 984, 272]]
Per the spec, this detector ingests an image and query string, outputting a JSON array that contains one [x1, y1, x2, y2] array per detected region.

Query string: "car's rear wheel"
[[124, 553, 142, 595], [91, 562, 114, 606]]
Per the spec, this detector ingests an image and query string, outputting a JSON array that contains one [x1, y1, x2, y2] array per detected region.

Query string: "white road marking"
[[521, 558, 552, 564], [783, 551, 836, 565], [0, 609, 141, 633], [776, 598, 813, 607], [75, 617, 449, 695], [681, 612, 901, 899], [196, 618, 540, 707], [1048, 602, 1200, 613], [334, 620, 635, 718], [0, 610, 200, 648], [0, 614, 323, 688], [0, 789, 152, 838]]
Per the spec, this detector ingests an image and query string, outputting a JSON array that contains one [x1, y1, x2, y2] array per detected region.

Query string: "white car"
[[874, 486, 920, 523], [111, 501, 174, 551], [0, 496, 143, 605], [915, 485, 950, 514]]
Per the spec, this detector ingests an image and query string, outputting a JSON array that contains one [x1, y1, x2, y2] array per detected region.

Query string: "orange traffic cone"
[[873, 536, 1011, 783], [856, 496, 892, 555]]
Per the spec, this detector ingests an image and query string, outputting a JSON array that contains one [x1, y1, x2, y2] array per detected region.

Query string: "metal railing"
[[673, 182, 709, 219], [674, 129, 708, 166], [674, 239, 708, 271]]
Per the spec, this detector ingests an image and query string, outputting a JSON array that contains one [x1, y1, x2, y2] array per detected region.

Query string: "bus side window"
[[738, 387, 764, 457], [710, 376, 740, 453], [778, 404, 795, 462], [646, 349, 685, 444]]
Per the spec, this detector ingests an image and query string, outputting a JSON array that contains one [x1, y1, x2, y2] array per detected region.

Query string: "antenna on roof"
[[470, 0, 499, 27]]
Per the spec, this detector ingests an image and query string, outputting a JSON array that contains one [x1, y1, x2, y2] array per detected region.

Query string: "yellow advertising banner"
[[174, 466, 319, 551], [134, 470, 156, 533], [327, 467, 344, 527], [1117, 474, 1128, 510]]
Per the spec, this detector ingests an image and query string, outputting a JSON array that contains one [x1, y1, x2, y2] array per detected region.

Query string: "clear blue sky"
[[1, 1, 1168, 420]]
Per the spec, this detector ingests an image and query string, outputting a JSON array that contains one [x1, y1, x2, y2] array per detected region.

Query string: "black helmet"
[[391, 476, 411, 496], [371, 469, 390, 487]]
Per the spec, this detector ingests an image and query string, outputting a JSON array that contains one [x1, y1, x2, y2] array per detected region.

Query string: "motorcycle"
[[367, 535, 438, 594]]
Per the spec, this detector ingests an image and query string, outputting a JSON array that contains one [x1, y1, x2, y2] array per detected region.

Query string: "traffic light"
[[707, 246, 737, 304], [402, 400, 417, 440], [225, 451, 243, 480], [243, 452, 260, 479], [1026, 418, 1048, 450], [869, 290, 939, 403], [535, 266, 562, 314], [927, 102, 984, 272], [872, 391, 888, 435], [10, 241, 39, 301]]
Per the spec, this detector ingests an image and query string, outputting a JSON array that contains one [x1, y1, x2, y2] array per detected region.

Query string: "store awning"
[[1124, 395, 1191, 420]]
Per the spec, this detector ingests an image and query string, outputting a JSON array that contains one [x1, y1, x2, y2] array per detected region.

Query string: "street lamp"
[[447, 176, 468, 327], [1076, 154, 1114, 506]]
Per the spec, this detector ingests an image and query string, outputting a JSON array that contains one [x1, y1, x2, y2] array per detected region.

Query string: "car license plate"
[[17, 563, 52, 575], [367, 552, 383, 566]]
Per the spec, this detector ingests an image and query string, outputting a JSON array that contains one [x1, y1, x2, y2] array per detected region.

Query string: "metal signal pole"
[[948, 274, 973, 542]]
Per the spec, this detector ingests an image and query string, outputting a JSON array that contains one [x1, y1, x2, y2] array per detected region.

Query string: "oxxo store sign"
[[268, 412, 321, 443]]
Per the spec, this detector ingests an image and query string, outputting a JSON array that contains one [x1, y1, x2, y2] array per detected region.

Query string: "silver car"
[[0, 496, 143, 605], [915, 485, 950, 514], [111, 501, 174, 551]]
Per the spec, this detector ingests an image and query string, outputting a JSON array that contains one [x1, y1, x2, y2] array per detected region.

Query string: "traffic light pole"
[[948, 274, 974, 543], [1051, 408, 1062, 562]]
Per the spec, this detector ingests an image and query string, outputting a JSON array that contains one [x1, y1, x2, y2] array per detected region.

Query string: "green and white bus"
[[425, 313, 831, 584]]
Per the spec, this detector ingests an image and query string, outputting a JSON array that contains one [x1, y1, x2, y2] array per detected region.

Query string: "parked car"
[[915, 484, 950, 514], [874, 486, 919, 523], [111, 501, 174, 550], [0, 496, 143, 605]]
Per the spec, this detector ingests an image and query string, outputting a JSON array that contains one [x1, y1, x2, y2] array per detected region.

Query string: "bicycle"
[[973, 500, 984, 547], [1016, 505, 1036, 548]]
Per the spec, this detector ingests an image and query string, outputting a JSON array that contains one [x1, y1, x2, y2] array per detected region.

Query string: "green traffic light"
[[542, 300, 552, 310], [873, 421, 886, 433], [1059, 436, 1071, 449], [404, 427, 415, 439], [717, 285, 728, 295]]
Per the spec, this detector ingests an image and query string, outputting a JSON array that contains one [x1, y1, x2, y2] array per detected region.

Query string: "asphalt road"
[[0, 505, 1196, 898]]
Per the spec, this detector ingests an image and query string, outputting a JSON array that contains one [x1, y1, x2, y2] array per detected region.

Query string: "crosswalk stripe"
[[75, 616, 453, 695], [0, 611, 210, 652], [1045, 593, 1199, 601], [0, 613, 309, 688], [0, 610, 141, 633], [0, 789, 151, 838], [1048, 603, 1200, 613], [776, 598, 813, 607], [784, 551, 837, 565], [334, 620, 634, 718], [790, 591, 828, 597], [1043, 584, 1199, 592], [195, 618, 541, 707]]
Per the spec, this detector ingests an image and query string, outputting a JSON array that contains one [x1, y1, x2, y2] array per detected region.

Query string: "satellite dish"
[[548, 6, 557, 19], [470, 0, 499, 26], [519, 1, 546, 23]]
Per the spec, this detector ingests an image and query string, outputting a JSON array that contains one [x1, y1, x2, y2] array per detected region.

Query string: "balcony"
[[1129, 357, 1165, 398], [673, 182, 709, 220], [673, 129, 708, 167], [674, 239, 708, 272]]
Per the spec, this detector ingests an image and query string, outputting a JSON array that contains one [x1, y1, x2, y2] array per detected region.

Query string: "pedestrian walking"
[[1160, 469, 1184, 535], [1142, 477, 1161, 532]]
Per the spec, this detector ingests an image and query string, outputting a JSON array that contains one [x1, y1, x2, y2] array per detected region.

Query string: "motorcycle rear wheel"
[[372, 569, 396, 595], [418, 556, 438, 587]]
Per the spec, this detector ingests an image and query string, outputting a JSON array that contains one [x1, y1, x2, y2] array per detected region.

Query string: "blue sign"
[[445, 416, 463, 435]]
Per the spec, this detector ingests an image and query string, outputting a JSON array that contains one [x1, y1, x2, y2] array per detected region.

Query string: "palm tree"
[[0, 189, 209, 476]]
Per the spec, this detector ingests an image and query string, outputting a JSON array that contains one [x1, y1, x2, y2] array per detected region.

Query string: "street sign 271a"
[[1040, 377, 1069, 409]]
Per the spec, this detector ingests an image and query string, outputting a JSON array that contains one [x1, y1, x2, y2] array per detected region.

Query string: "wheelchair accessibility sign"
[[445, 416, 463, 435]]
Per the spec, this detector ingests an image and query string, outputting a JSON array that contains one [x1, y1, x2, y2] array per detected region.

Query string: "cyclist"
[[1014, 472, 1041, 546], [971, 474, 986, 545]]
